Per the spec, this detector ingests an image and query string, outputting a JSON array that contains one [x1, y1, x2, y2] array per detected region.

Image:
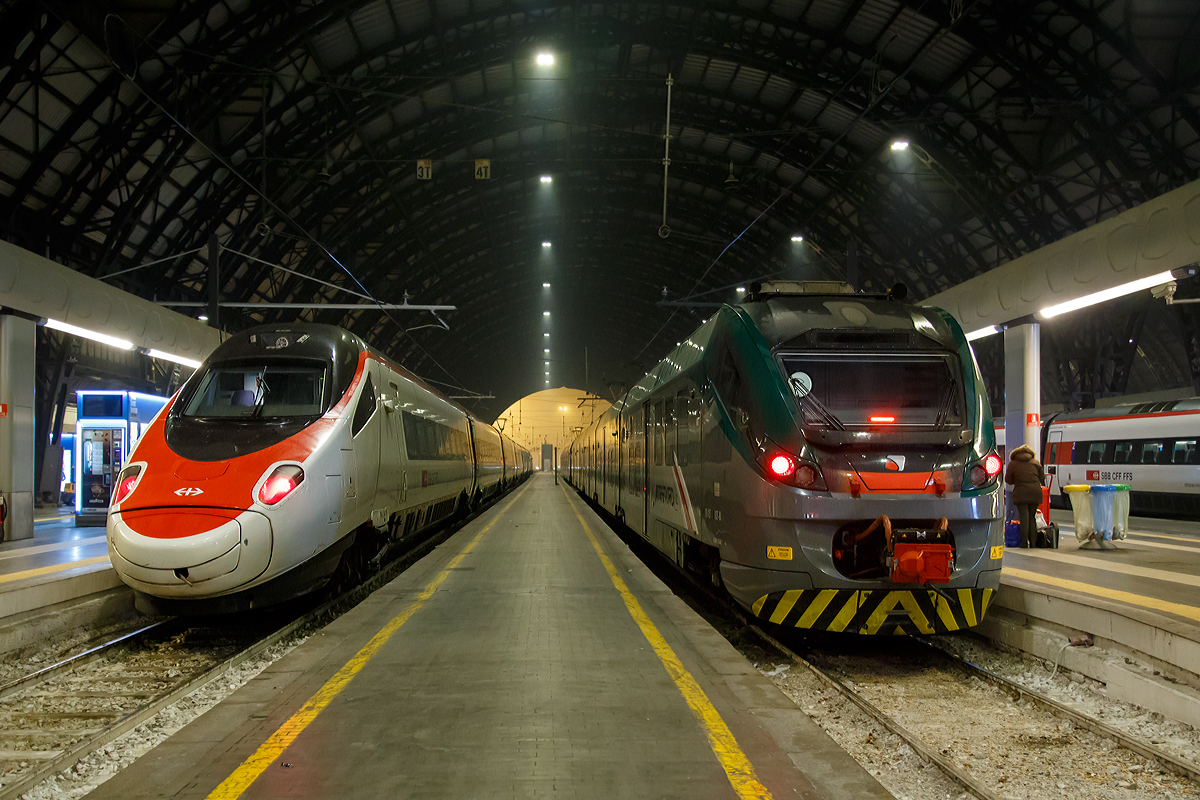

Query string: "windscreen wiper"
[[934, 380, 959, 430], [789, 377, 845, 431], [250, 374, 271, 420]]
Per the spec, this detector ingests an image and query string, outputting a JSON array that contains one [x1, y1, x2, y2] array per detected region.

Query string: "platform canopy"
[[1, 1, 1198, 415]]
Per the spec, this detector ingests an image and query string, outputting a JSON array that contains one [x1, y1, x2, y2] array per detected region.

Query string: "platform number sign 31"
[[416, 159, 432, 180], [474, 159, 491, 180]]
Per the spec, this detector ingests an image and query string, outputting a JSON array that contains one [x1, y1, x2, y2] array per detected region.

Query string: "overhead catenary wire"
[[70, 10, 480, 398], [632, 0, 976, 365]]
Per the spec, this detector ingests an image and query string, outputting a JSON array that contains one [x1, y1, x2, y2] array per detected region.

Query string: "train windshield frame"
[[180, 358, 331, 420], [776, 351, 965, 431]]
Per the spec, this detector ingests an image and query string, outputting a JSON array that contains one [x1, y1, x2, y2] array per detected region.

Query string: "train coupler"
[[889, 522, 953, 584]]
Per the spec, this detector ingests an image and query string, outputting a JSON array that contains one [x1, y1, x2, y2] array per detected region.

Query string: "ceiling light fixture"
[[543, 311, 551, 316], [43, 318, 133, 350], [543, 282, 551, 287], [1039, 271, 1175, 319], [540, 175, 552, 184], [791, 235, 804, 243], [536, 52, 555, 66], [965, 325, 1001, 342], [147, 349, 202, 369], [542, 241, 552, 248], [891, 140, 910, 151]]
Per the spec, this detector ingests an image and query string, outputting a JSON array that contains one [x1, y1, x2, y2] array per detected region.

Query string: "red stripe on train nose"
[[120, 508, 242, 539]]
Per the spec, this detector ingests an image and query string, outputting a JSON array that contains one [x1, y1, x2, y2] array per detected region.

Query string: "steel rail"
[[748, 624, 1004, 800], [916, 637, 1200, 784], [0, 620, 177, 703], [0, 482, 517, 800]]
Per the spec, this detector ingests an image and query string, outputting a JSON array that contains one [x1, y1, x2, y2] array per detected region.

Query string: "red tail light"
[[769, 454, 795, 478], [869, 415, 896, 424], [112, 466, 142, 506], [969, 451, 1003, 489], [258, 465, 304, 506]]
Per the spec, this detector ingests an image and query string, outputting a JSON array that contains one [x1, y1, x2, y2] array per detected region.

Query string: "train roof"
[[734, 288, 962, 352], [206, 323, 481, 422], [1050, 397, 1200, 423]]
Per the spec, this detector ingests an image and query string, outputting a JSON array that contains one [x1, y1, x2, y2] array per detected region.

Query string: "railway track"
[[0, 494, 504, 800], [749, 626, 1200, 800], [573, 490, 1200, 799]]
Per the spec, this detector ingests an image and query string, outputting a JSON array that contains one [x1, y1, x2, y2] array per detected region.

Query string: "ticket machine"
[[74, 391, 168, 526]]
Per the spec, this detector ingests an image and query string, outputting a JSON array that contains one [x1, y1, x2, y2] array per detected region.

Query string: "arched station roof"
[[2, 0, 1199, 415]]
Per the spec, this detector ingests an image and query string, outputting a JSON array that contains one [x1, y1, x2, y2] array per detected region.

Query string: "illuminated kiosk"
[[74, 390, 168, 527]]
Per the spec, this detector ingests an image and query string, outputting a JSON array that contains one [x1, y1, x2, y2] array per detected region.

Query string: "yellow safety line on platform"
[[204, 487, 527, 800], [1010, 549, 1200, 589], [0, 555, 109, 584], [565, 491, 773, 800], [1004, 566, 1200, 623]]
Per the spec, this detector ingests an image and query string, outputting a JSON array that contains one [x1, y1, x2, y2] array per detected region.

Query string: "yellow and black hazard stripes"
[[750, 587, 994, 635]]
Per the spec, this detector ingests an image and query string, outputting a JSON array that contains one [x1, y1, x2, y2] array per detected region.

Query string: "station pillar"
[[1003, 322, 1042, 459], [0, 314, 36, 541]]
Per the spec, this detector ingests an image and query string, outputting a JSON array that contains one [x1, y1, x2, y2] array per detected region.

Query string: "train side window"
[[1173, 440, 1195, 464], [351, 375, 376, 436], [1046, 443, 1058, 463], [1140, 441, 1164, 465], [1112, 441, 1133, 464], [1086, 442, 1107, 464], [1072, 442, 1090, 465]]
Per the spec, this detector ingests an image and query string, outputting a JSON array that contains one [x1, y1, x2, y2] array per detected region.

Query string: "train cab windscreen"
[[182, 361, 329, 419], [779, 354, 963, 429]]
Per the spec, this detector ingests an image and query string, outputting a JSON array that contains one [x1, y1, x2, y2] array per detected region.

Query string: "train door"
[[679, 387, 701, 537], [601, 423, 607, 506], [349, 367, 381, 521], [380, 379, 405, 510], [616, 411, 625, 517], [1045, 429, 1063, 493]]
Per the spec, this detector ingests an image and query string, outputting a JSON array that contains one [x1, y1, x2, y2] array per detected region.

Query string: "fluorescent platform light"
[[542, 241, 552, 248], [536, 53, 555, 66], [1039, 271, 1175, 319], [965, 325, 1001, 342], [544, 349, 550, 353], [891, 140, 909, 151], [736, 286, 746, 292], [543, 311, 551, 316], [197, 315, 209, 322], [543, 282, 551, 288], [791, 235, 804, 243], [540, 175, 552, 184], [44, 318, 133, 350], [147, 349, 202, 369]]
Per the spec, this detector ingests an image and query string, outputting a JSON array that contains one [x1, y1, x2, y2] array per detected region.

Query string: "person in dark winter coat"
[[1005, 444, 1046, 547]]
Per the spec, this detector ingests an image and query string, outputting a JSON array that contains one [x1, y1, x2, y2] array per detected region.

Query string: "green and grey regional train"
[[563, 281, 1004, 635]]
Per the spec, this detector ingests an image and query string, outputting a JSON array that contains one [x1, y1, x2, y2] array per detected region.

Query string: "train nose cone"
[[107, 508, 272, 595]]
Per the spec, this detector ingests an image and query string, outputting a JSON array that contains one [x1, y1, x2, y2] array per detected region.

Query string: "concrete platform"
[[88, 474, 888, 800], [988, 510, 1200, 728], [0, 507, 122, 625]]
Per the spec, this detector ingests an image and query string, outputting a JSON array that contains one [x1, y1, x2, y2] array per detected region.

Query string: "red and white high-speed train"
[[995, 399, 1200, 517], [106, 324, 531, 614]]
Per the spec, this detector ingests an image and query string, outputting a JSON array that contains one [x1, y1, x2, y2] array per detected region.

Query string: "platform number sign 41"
[[474, 159, 491, 180], [416, 159, 432, 180]]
